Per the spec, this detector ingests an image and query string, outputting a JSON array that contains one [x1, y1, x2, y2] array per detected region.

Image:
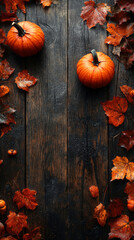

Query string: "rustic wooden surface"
[[0, 0, 134, 239]]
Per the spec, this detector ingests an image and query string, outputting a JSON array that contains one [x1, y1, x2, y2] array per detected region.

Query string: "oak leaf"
[[40, 0, 52, 8], [15, 70, 38, 92], [108, 199, 124, 218], [120, 85, 134, 104], [23, 227, 41, 240], [94, 203, 107, 227], [81, 0, 111, 29], [6, 211, 28, 236], [0, 60, 15, 80], [111, 156, 134, 182], [0, 12, 18, 22], [118, 130, 134, 151], [109, 215, 134, 240], [13, 188, 38, 210], [89, 185, 99, 198], [0, 29, 6, 44], [105, 23, 134, 46], [124, 182, 134, 200], [115, 0, 134, 13], [2, 0, 30, 13], [101, 96, 128, 127], [0, 85, 10, 98]]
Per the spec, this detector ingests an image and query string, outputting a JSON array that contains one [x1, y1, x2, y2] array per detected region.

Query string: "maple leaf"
[[94, 203, 107, 227], [2, 0, 30, 13], [108, 199, 124, 218], [15, 70, 38, 92], [13, 188, 38, 210], [80, 0, 111, 29], [101, 96, 128, 127], [124, 182, 134, 200], [89, 185, 99, 198], [120, 85, 134, 104], [111, 156, 134, 182], [115, 0, 134, 13], [0, 29, 6, 44], [118, 130, 134, 151], [111, 11, 131, 25], [40, 0, 52, 8], [0, 60, 15, 80], [105, 23, 134, 46], [23, 227, 41, 240], [0, 12, 18, 22], [0, 85, 10, 98], [6, 211, 28, 236], [109, 215, 134, 240]]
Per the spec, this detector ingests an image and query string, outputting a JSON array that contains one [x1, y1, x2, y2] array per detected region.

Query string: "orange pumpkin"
[[0, 200, 6, 214], [7, 21, 45, 57], [8, 149, 17, 156], [127, 199, 134, 212], [77, 49, 115, 88]]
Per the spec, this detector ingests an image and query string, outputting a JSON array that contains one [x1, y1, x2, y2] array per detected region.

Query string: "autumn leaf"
[[0, 12, 18, 22], [94, 203, 107, 227], [0, 85, 10, 98], [0, 124, 11, 138], [0, 222, 5, 237], [111, 11, 131, 25], [120, 85, 134, 104], [2, 0, 30, 13], [109, 215, 134, 240], [101, 96, 128, 127], [124, 182, 134, 200], [118, 130, 134, 151], [0, 237, 17, 240], [0, 46, 5, 58], [80, 0, 111, 29], [0, 60, 15, 80], [108, 199, 124, 218], [40, 0, 52, 8], [105, 23, 134, 46], [13, 188, 38, 210], [89, 185, 99, 198], [15, 70, 38, 92], [23, 227, 41, 240], [115, 0, 134, 13], [6, 211, 28, 236], [0, 29, 6, 44], [111, 156, 134, 182]]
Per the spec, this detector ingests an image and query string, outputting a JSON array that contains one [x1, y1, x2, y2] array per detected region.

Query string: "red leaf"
[[120, 85, 134, 104], [13, 188, 38, 210], [115, 0, 134, 13], [108, 199, 124, 218], [80, 0, 111, 29], [15, 70, 38, 92], [0, 12, 18, 22], [101, 96, 128, 127], [109, 215, 134, 240], [0, 29, 6, 44], [105, 23, 134, 46], [23, 227, 41, 240], [89, 185, 99, 198], [118, 130, 134, 151], [124, 182, 134, 200], [2, 0, 30, 13], [40, 0, 52, 8], [0, 60, 15, 80], [94, 203, 107, 227], [111, 11, 131, 25], [0, 85, 10, 98], [6, 211, 28, 236]]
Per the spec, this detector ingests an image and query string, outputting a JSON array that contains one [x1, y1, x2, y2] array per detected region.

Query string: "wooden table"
[[0, 0, 133, 239]]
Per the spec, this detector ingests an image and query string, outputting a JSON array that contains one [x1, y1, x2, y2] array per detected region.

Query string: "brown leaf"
[[15, 70, 38, 92], [94, 203, 107, 227], [108, 199, 124, 218], [0, 85, 10, 98], [0, 60, 15, 80], [23, 227, 41, 240], [40, 0, 52, 7], [2, 0, 30, 13], [120, 85, 134, 104], [111, 10, 131, 25], [118, 130, 134, 151]]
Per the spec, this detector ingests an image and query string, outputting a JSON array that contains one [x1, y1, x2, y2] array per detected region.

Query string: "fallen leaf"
[[40, 0, 52, 7], [94, 203, 107, 227], [0, 29, 6, 44], [0, 46, 5, 58], [80, 0, 111, 29], [120, 85, 134, 104], [23, 227, 41, 240], [0, 222, 5, 237], [6, 211, 28, 236], [108, 199, 124, 218], [111, 10, 131, 25], [0, 124, 11, 138], [109, 215, 134, 240], [89, 185, 99, 198], [116, 0, 134, 13], [118, 130, 134, 151], [2, 0, 30, 13], [105, 23, 134, 46], [13, 188, 38, 210], [15, 70, 38, 92], [0, 85, 10, 98], [0, 12, 18, 22], [111, 156, 134, 182], [101, 96, 128, 127], [124, 182, 134, 200], [0, 60, 15, 80]]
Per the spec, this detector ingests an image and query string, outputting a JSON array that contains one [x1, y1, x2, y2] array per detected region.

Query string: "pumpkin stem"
[[91, 49, 100, 66], [12, 22, 25, 37]]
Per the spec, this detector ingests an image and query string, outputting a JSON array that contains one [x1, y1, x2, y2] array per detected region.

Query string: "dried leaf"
[[2, 0, 30, 13], [0, 29, 6, 44], [94, 203, 107, 227], [0, 85, 10, 98], [116, 0, 134, 13], [109, 215, 134, 240], [124, 182, 134, 200], [40, 0, 52, 7], [0, 12, 18, 22], [15, 70, 38, 92], [118, 130, 134, 151], [101, 96, 128, 127], [13, 188, 38, 210], [108, 199, 124, 218], [6, 211, 28, 236], [23, 227, 41, 240], [81, 0, 111, 29], [0, 60, 15, 80], [111, 156, 134, 182], [89, 185, 99, 198], [120, 85, 134, 104]]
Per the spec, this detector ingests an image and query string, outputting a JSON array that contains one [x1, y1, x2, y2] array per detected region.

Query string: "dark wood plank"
[[25, 1, 68, 238]]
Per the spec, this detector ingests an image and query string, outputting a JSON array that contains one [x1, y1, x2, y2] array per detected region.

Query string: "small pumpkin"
[[127, 199, 134, 212], [77, 49, 115, 88], [7, 21, 45, 57], [0, 200, 6, 214], [8, 149, 17, 156]]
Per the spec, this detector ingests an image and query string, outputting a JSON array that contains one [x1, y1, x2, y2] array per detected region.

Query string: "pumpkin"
[[77, 49, 115, 88], [8, 149, 17, 156], [127, 199, 134, 212], [7, 21, 45, 57], [0, 200, 6, 214]]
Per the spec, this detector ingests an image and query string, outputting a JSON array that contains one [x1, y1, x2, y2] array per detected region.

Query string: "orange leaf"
[[109, 215, 134, 240], [124, 182, 134, 200], [2, 0, 30, 13], [15, 70, 38, 92], [0, 12, 18, 22], [81, 1, 111, 29], [6, 211, 28, 236], [0, 85, 10, 98], [94, 203, 107, 227], [23, 227, 41, 240], [0, 60, 15, 80], [111, 156, 134, 182], [120, 85, 134, 104], [108, 199, 124, 218], [13, 188, 38, 210], [40, 0, 52, 8], [118, 130, 134, 151], [0, 29, 6, 44], [89, 185, 99, 198], [101, 96, 128, 127], [105, 23, 134, 46]]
